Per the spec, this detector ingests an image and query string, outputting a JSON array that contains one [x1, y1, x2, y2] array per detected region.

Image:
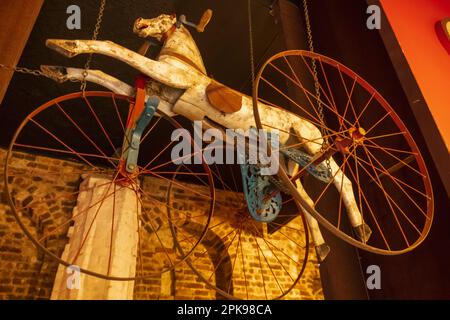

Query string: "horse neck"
[[159, 26, 207, 74]]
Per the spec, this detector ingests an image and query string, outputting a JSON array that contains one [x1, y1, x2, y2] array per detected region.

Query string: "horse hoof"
[[46, 39, 79, 58], [315, 243, 330, 263], [354, 223, 372, 243]]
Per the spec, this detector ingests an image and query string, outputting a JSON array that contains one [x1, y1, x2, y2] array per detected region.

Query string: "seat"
[[206, 80, 243, 114]]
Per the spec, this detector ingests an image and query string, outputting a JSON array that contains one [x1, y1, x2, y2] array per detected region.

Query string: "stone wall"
[[0, 148, 323, 300], [0, 149, 81, 299]]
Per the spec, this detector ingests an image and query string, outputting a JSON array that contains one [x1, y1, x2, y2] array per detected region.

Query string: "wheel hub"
[[349, 127, 366, 142], [336, 127, 366, 154]]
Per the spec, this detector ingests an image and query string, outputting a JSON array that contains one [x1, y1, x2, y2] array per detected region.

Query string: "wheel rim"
[[253, 50, 434, 254], [4, 91, 215, 280], [171, 161, 310, 300]]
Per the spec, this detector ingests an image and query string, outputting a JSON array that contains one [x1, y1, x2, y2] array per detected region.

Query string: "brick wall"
[[0, 148, 323, 300], [0, 149, 82, 299]]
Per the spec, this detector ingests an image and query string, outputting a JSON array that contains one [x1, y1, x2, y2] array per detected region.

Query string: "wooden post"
[[51, 176, 139, 300], [0, 0, 43, 104]]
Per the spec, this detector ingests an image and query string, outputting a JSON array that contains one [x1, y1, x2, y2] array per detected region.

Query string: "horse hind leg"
[[286, 159, 330, 262], [41, 65, 134, 96], [290, 119, 372, 243], [328, 159, 372, 242]]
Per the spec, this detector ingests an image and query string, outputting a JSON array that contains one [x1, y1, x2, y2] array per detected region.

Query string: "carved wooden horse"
[[43, 13, 372, 261]]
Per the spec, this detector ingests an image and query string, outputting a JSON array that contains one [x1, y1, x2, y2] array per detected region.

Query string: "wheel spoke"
[[141, 117, 162, 145], [352, 152, 419, 245], [365, 143, 419, 157], [358, 144, 429, 200], [37, 178, 127, 244], [280, 57, 324, 121], [260, 75, 339, 133], [298, 55, 338, 116], [345, 161, 391, 250], [363, 146, 429, 219], [355, 92, 376, 125], [353, 147, 366, 237], [253, 233, 268, 300], [129, 183, 175, 268], [252, 230, 285, 296], [83, 96, 117, 154], [14, 143, 119, 164], [337, 159, 346, 230], [338, 72, 358, 128], [70, 172, 120, 265], [55, 102, 118, 168], [364, 139, 425, 178], [365, 112, 392, 136], [227, 229, 243, 294], [29, 118, 101, 170], [107, 183, 117, 276], [318, 59, 339, 115], [146, 170, 212, 200], [313, 152, 352, 206]]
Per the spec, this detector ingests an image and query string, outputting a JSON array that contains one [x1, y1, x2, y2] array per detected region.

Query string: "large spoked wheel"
[[253, 50, 433, 255], [171, 162, 310, 300], [4, 91, 215, 280]]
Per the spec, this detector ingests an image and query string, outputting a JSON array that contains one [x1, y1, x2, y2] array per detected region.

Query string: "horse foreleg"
[[45, 39, 199, 89], [286, 159, 330, 262]]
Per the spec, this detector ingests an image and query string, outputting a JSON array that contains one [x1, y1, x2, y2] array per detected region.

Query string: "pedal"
[[240, 163, 282, 223], [126, 96, 160, 173]]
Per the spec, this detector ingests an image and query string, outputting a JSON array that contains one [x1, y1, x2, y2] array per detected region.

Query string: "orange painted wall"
[[380, 0, 450, 151]]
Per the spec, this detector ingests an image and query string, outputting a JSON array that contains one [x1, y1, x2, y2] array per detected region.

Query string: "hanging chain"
[[247, 0, 256, 90], [0, 64, 50, 78], [302, 0, 332, 175], [0, 0, 107, 86], [81, 0, 107, 93]]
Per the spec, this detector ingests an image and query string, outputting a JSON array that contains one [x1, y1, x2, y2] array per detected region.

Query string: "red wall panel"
[[380, 0, 450, 151]]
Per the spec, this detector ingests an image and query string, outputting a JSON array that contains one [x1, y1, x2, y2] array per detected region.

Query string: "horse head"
[[133, 14, 177, 41], [133, 13, 208, 75]]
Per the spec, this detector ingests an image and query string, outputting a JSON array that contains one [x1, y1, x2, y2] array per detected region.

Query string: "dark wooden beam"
[[0, 0, 43, 104]]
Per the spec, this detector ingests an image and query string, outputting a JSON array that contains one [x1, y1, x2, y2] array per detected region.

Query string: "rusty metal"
[[5, 91, 216, 281], [253, 50, 434, 255]]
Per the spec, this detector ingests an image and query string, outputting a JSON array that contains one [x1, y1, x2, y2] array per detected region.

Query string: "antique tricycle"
[[4, 6, 433, 300]]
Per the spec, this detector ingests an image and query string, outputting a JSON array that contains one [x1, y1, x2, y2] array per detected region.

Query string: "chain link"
[[81, 0, 107, 93], [302, 0, 332, 176], [0, 63, 50, 78], [0, 63, 85, 83], [0, 0, 107, 87], [247, 0, 256, 89]]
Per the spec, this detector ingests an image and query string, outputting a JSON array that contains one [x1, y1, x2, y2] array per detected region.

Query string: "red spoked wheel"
[[253, 50, 433, 254], [4, 91, 215, 280], [171, 161, 311, 300]]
